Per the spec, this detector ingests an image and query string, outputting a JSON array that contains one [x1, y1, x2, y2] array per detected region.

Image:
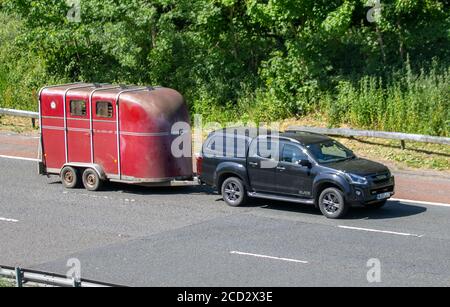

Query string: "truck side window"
[[282, 144, 307, 164], [96, 101, 113, 118], [70, 100, 86, 116]]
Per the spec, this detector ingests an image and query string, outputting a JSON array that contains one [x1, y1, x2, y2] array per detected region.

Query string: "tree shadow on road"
[[49, 178, 427, 220], [47, 178, 217, 195], [105, 181, 217, 196], [343, 200, 427, 220], [252, 199, 427, 220]]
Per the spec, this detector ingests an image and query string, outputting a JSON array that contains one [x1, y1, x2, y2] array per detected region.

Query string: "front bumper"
[[347, 176, 395, 205]]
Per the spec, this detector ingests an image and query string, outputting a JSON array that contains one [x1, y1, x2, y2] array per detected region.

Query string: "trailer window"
[[96, 101, 113, 118], [70, 100, 86, 116]]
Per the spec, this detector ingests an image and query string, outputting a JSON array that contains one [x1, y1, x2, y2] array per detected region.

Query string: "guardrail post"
[[31, 118, 36, 129], [400, 140, 406, 150], [15, 267, 23, 288]]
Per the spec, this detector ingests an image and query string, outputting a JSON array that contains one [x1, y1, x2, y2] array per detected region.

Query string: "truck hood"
[[325, 158, 389, 176]]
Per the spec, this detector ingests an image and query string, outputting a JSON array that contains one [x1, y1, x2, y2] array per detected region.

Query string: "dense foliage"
[[0, 0, 449, 135]]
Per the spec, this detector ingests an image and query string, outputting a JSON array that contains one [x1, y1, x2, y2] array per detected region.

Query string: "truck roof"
[[280, 131, 332, 145], [209, 128, 332, 145]]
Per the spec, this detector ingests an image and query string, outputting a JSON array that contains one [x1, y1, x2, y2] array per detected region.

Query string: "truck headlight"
[[345, 173, 368, 185]]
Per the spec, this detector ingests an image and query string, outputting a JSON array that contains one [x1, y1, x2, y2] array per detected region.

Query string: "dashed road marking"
[[230, 251, 309, 264], [338, 225, 423, 238], [0, 217, 19, 223]]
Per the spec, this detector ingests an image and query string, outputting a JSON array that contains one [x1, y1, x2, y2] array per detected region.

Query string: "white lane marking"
[[338, 225, 423, 238], [0, 217, 19, 223], [391, 198, 450, 208], [0, 155, 39, 162], [230, 251, 309, 264]]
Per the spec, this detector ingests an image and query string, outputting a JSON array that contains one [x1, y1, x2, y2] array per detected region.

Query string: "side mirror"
[[300, 159, 312, 168]]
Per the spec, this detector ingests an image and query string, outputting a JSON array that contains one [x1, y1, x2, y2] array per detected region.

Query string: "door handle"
[[249, 162, 258, 167]]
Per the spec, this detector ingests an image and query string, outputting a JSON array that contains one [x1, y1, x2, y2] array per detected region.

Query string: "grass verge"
[[0, 278, 14, 287], [0, 115, 38, 134]]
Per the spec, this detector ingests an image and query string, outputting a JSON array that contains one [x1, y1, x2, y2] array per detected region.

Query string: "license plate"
[[377, 192, 391, 200]]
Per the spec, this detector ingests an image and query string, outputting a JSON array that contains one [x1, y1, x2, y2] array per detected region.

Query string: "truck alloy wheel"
[[61, 166, 79, 189], [82, 168, 103, 191], [318, 188, 349, 219], [221, 177, 247, 207]]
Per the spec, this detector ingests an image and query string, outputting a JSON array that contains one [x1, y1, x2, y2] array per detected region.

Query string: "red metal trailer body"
[[38, 83, 193, 189]]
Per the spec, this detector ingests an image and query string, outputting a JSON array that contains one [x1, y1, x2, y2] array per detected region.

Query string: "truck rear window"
[[70, 100, 86, 116]]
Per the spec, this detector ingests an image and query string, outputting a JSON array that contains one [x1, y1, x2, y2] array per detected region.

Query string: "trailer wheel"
[[82, 168, 103, 191], [61, 166, 79, 189]]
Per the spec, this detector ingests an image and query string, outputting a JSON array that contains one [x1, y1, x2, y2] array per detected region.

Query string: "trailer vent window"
[[96, 101, 113, 118], [70, 100, 87, 116]]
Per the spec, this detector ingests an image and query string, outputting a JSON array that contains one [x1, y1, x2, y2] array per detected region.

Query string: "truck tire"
[[318, 187, 349, 219], [82, 168, 104, 191], [61, 166, 79, 189], [221, 177, 247, 207]]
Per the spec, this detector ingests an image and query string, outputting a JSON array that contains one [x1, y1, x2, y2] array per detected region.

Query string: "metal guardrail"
[[1, 108, 449, 147], [0, 108, 38, 118], [0, 266, 124, 287], [288, 126, 450, 148], [0, 108, 38, 128]]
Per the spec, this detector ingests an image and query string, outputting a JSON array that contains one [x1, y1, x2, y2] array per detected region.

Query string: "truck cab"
[[198, 128, 395, 219]]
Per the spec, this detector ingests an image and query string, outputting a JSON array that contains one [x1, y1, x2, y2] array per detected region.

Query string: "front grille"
[[370, 173, 391, 185]]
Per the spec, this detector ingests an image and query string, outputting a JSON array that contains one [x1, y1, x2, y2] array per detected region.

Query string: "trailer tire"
[[82, 168, 103, 191], [61, 166, 80, 189]]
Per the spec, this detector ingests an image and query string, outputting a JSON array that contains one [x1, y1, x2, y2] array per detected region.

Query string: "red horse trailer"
[[38, 83, 194, 190]]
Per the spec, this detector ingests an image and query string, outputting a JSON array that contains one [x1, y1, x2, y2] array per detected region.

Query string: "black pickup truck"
[[197, 128, 395, 219]]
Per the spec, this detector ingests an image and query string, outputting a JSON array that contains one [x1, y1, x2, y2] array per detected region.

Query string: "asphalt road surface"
[[1, 157, 450, 287]]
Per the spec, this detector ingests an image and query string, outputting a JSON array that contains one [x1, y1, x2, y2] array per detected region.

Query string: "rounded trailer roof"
[[41, 83, 186, 112]]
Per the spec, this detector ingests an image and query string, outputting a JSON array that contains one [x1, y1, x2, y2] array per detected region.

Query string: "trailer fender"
[[62, 163, 107, 180]]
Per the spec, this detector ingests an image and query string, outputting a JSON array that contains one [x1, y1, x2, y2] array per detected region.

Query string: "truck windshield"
[[306, 141, 355, 164]]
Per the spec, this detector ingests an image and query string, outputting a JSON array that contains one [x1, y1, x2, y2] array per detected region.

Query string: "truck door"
[[276, 143, 314, 197], [247, 137, 279, 193]]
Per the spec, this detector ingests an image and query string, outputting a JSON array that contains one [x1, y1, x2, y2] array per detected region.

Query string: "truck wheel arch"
[[214, 162, 250, 190], [313, 180, 348, 207], [217, 173, 247, 193]]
